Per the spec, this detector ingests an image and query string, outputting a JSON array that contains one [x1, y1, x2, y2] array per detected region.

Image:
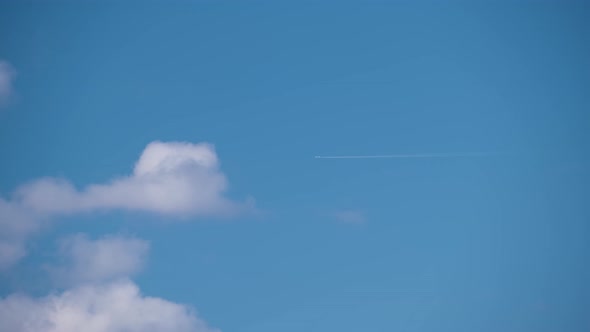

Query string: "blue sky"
[[0, 1, 589, 331]]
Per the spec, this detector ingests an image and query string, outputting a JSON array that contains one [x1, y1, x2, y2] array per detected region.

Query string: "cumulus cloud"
[[331, 209, 367, 224], [0, 234, 220, 332], [50, 234, 149, 286], [15, 141, 253, 217], [0, 60, 16, 106], [0, 279, 219, 332], [0, 141, 254, 269]]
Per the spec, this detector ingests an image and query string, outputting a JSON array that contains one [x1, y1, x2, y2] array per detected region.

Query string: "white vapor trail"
[[314, 152, 499, 159]]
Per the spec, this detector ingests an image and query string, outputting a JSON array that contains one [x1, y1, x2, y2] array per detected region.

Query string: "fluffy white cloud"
[[0, 234, 220, 332], [0, 279, 219, 332], [0, 60, 16, 106], [15, 141, 252, 216], [50, 234, 149, 286], [0, 141, 254, 269]]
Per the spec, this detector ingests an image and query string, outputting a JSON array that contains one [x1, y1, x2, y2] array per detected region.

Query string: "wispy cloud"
[[0, 60, 16, 107], [0, 199, 41, 269], [49, 233, 149, 286], [331, 209, 367, 224]]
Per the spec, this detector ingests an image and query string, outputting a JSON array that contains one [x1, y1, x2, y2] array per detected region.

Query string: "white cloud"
[[331, 209, 367, 224], [0, 199, 41, 270], [0, 279, 219, 332], [50, 233, 149, 286], [15, 141, 253, 217], [0, 141, 254, 269], [0, 60, 16, 106], [0, 234, 220, 332]]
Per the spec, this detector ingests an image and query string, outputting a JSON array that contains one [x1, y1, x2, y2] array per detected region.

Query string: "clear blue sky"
[[0, 1, 589, 331]]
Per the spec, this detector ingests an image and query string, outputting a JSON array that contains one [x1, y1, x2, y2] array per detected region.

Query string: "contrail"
[[314, 152, 500, 159]]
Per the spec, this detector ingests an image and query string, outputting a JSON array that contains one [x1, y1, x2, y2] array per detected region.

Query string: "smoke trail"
[[314, 152, 500, 159]]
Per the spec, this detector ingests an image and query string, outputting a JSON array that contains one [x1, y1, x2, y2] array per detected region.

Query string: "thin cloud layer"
[[331, 209, 367, 224], [0, 234, 220, 332], [50, 233, 149, 286], [16, 141, 252, 216], [0, 199, 40, 269], [0, 60, 16, 106]]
